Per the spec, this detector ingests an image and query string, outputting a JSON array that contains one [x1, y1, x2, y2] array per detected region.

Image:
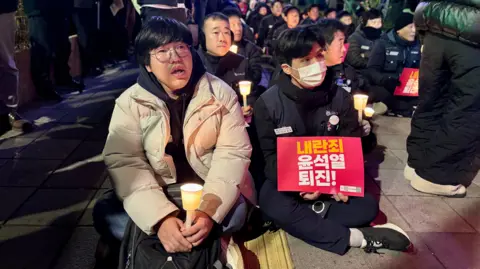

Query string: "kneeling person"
[[254, 26, 411, 255]]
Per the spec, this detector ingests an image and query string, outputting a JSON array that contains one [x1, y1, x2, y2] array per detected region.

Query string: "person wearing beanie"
[[271, 5, 300, 42], [364, 12, 420, 117], [346, 9, 383, 70], [405, 1, 480, 197], [325, 8, 337, 19]]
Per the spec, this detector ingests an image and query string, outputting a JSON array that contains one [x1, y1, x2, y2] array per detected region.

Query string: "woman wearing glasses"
[[93, 17, 254, 268]]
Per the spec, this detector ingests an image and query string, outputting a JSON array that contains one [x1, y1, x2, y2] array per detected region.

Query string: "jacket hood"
[[137, 48, 206, 102]]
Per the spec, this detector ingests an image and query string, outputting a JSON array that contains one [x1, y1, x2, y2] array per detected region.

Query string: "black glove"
[[383, 77, 401, 92]]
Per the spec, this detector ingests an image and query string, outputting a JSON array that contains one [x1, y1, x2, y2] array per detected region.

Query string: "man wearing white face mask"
[[253, 26, 411, 256]]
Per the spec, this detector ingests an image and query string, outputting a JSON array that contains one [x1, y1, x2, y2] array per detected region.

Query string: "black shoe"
[[358, 223, 411, 253], [38, 90, 63, 102], [0, 113, 10, 136]]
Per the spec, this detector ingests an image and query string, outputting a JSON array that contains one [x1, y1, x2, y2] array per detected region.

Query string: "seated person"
[[94, 17, 255, 266], [257, 0, 284, 48], [366, 12, 420, 117], [311, 20, 376, 153], [247, 2, 270, 35], [271, 5, 300, 42], [254, 26, 411, 256], [223, 7, 263, 60], [325, 8, 337, 19], [346, 9, 383, 71], [197, 12, 263, 111], [337, 11, 355, 38], [301, 4, 321, 25]]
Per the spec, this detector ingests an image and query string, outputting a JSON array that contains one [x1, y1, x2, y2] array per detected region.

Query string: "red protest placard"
[[394, 68, 419, 97], [277, 137, 365, 197]]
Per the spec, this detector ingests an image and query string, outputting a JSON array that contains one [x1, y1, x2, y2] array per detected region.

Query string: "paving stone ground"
[[0, 62, 479, 269]]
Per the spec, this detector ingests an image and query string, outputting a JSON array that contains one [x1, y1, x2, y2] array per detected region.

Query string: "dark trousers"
[[98, 2, 129, 61], [28, 14, 72, 93], [367, 84, 417, 114], [72, 7, 102, 76], [407, 33, 480, 185], [259, 180, 379, 255], [140, 6, 187, 24]]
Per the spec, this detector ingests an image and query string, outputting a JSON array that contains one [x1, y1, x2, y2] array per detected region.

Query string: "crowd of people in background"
[[0, 1, 478, 269]]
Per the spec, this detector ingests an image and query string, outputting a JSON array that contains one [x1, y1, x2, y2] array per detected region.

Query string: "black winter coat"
[[0, 0, 17, 14], [254, 72, 361, 185], [415, 0, 480, 47], [23, 0, 73, 16], [257, 14, 283, 47], [366, 30, 421, 87], [346, 26, 383, 70], [197, 49, 262, 105]]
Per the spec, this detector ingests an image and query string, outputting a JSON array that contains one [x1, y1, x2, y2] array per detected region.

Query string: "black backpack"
[[117, 183, 227, 269]]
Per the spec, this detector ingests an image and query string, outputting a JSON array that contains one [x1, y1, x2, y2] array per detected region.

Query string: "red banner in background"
[[394, 68, 419, 97], [277, 137, 365, 197]]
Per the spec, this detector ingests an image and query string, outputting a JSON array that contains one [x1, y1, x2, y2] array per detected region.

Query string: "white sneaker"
[[410, 173, 467, 198], [404, 164, 416, 181], [373, 102, 388, 115]]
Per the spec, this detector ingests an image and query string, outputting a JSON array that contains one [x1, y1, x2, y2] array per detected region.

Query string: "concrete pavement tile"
[[101, 176, 113, 189], [372, 116, 411, 136], [6, 189, 96, 226], [0, 137, 34, 158], [59, 106, 111, 125], [63, 141, 105, 162], [372, 196, 412, 232], [16, 138, 81, 159], [0, 226, 72, 269], [20, 108, 68, 125], [376, 134, 408, 150], [78, 190, 103, 226], [0, 159, 62, 187], [287, 234, 371, 269], [53, 227, 99, 269], [388, 196, 475, 233], [444, 198, 480, 233], [42, 123, 95, 140], [0, 187, 36, 222], [370, 169, 434, 196], [46, 161, 107, 188], [390, 149, 408, 163], [365, 148, 405, 171], [86, 123, 110, 141], [364, 233, 444, 269], [419, 233, 480, 269]]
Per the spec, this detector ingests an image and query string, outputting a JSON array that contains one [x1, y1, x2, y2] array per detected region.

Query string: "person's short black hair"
[[307, 4, 320, 13], [275, 26, 326, 66], [222, 7, 243, 19], [336, 10, 352, 20], [325, 8, 336, 16], [283, 5, 300, 16], [361, 9, 382, 26], [314, 19, 346, 45], [203, 12, 229, 32], [272, 0, 284, 6], [135, 17, 192, 66]]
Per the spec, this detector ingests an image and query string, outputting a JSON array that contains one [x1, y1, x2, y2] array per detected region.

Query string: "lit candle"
[[353, 94, 369, 122], [229, 44, 238, 54], [238, 81, 252, 109], [180, 183, 203, 228], [364, 107, 375, 118]]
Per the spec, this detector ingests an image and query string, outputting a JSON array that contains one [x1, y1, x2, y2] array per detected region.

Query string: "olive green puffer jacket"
[[415, 0, 480, 47]]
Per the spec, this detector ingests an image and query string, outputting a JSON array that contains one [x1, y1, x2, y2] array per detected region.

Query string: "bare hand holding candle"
[[239, 81, 252, 109], [353, 94, 369, 123], [229, 44, 238, 54], [180, 183, 203, 229]]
